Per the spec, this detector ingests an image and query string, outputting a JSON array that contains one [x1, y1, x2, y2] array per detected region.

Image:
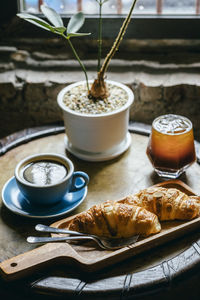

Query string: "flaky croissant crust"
[[123, 187, 200, 221], [68, 201, 161, 238]]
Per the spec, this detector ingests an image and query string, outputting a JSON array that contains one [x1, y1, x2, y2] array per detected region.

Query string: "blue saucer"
[[2, 176, 88, 218]]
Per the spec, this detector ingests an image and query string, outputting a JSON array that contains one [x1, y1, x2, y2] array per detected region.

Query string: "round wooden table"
[[1, 124, 200, 300]]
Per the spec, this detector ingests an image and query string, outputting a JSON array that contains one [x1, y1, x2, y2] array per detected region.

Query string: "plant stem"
[[97, 0, 103, 72], [63, 35, 90, 92], [99, 0, 137, 78]]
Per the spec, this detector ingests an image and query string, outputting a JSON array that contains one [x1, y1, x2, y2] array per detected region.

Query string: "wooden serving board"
[[0, 179, 200, 281]]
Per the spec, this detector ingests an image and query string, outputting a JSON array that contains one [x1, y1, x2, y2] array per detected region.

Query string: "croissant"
[[68, 201, 161, 238], [123, 187, 200, 221]]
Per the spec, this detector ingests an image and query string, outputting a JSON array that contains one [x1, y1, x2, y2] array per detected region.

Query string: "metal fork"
[[26, 224, 139, 250]]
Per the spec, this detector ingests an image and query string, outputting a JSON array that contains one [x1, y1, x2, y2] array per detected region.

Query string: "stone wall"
[[0, 40, 200, 140]]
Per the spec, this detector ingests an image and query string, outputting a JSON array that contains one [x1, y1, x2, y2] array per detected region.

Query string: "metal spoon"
[[35, 224, 94, 236], [26, 224, 139, 250]]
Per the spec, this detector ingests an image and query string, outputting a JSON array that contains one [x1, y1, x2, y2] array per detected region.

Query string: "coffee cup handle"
[[70, 171, 89, 192]]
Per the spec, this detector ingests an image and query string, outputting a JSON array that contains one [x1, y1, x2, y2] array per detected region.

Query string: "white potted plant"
[[17, 1, 137, 161]]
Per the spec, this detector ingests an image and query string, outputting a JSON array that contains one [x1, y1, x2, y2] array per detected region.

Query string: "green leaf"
[[54, 26, 66, 34], [17, 13, 54, 32], [41, 4, 63, 27], [67, 12, 85, 34], [67, 32, 91, 39]]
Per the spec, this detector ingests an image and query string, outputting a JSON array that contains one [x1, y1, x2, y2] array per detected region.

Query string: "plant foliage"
[[17, 1, 138, 100]]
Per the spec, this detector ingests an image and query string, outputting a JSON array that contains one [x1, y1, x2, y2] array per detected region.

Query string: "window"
[[21, 0, 200, 15], [1, 1, 200, 38]]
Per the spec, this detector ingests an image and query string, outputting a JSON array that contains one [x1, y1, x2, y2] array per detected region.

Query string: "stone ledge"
[[2, 54, 200, 73], [0, 64, 200, 140]]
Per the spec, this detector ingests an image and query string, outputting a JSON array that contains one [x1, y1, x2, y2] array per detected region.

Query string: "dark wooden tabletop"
[[1, 123, 200, 300]]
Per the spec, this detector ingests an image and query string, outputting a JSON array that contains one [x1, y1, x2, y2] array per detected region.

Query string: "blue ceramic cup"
[[14, 153, 89, 206]]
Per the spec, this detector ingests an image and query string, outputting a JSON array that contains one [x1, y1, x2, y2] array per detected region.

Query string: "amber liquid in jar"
[[146, 114, 196, 178]]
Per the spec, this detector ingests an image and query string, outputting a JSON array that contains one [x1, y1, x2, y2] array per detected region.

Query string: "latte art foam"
[[22, 160, 68, 186]]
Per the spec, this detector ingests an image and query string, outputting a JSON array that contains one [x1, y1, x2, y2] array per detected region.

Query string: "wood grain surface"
[[1, 125, 200, 299]]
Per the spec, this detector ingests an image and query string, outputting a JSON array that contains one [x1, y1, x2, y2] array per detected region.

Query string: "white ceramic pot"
[[57, 80, 134, 161]]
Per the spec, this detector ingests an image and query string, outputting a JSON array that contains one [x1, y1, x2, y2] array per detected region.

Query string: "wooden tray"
[[0, 179, 200, 281]]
